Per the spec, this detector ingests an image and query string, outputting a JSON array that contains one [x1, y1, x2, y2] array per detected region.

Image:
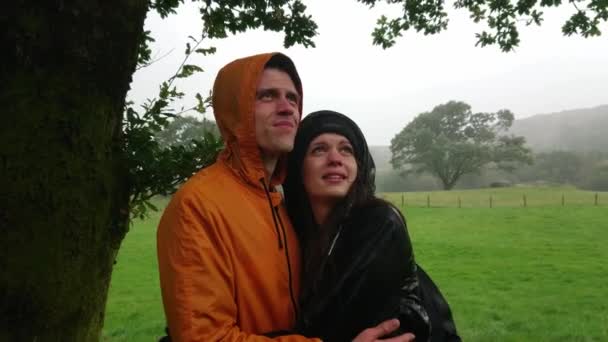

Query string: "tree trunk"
[[439, 172, 459, 190], [1, 2, 147, 340], [442, 182, 455, 191], [439, 176, 454, 190]]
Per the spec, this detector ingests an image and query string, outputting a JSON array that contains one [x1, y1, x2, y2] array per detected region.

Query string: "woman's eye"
[[311, 146, 325, 154], [340, 146, 354, 155]]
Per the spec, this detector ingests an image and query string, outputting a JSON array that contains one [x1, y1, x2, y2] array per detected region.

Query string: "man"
[[157, 53, 414, 341]]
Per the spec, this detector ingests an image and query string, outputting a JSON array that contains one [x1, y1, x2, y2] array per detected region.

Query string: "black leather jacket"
[[295, 203, 431, 342]]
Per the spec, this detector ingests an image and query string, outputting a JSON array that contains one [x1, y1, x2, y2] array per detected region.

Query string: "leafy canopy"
[[359, 0, 608, 51], [150, 0, 318, 49], [390, 101, 533, 190], [147, 0, 608, 55]]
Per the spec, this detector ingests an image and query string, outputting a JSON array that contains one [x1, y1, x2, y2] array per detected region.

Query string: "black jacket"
[[295, 203, 431, 342], [417, 265, 462, 342]]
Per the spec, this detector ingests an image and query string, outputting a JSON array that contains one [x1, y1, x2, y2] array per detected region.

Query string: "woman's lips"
[[322, 173, 347, 181]]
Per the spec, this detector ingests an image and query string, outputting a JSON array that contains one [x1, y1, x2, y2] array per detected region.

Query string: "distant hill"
[[508, 105, 608, 152]]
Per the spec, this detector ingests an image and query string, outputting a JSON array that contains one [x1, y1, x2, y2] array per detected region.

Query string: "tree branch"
[[135, 48, 175, 71]]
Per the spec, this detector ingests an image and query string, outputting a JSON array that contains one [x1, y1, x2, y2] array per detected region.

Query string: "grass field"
[[103, 187, 608, 341]]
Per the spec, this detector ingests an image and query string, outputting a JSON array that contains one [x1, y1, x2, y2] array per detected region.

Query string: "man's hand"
[[352, 319, 415, 342]]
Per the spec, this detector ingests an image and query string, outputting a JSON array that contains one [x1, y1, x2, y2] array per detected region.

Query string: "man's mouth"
[[273, 120, 295, 128]]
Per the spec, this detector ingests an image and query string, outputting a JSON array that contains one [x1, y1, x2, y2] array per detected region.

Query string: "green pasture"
[[103, 187, 608, 341]]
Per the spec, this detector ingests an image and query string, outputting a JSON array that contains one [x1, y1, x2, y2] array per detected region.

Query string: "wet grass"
[[103, 188, 608, 341]]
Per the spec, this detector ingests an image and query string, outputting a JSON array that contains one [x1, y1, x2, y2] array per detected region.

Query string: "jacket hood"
[[212, 53, 303, 194]]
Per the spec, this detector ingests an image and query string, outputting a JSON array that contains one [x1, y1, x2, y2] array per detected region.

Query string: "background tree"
[[124, 34, 224, 221], [575, 151, 608, 191], [586, 159, 608, 191], [154, 116, 220, 149], [390, 101, 533, 190], [2, 0, 607, 340], [535, 151, 584, 185]]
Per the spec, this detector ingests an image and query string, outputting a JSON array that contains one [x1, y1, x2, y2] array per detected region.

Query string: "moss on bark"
[[0, 1, 148, 340]]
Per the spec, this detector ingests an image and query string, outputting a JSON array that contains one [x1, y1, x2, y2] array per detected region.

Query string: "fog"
[[129, 0, 608, 145]]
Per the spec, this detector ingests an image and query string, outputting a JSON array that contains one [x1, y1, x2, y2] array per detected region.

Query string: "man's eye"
[[287, 94, 299, 105], [257, 91, 274, 101]]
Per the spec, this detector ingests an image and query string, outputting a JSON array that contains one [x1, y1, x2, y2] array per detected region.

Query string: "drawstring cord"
[[259, 177, 299, 323], [260, 178, 283, 249], [276, 208, 300, 324]]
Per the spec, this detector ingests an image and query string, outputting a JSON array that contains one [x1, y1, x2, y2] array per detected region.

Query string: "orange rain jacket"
[[157, 53, 320, 342]]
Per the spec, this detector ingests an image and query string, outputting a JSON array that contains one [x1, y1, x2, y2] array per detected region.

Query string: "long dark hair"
[[284, 110, 381, 298]]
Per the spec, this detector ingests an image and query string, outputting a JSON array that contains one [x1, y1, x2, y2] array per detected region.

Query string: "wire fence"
[[382, 189, 607, 208]]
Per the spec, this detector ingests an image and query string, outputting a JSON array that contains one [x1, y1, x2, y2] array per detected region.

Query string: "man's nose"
[[276, 95, 295, 116]]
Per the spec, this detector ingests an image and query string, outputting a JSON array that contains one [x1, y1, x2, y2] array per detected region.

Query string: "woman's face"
[[302, 133, 358, 203]]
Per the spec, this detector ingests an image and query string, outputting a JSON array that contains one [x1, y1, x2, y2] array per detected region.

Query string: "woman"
[[284, 110, 460, 342]]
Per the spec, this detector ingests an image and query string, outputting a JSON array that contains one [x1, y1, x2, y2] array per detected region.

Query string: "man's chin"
[[260, 143, 294, 157], [276, 141, 295, 153]]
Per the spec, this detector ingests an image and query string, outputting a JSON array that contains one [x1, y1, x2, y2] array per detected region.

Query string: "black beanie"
[[287, 110, 376, 194]]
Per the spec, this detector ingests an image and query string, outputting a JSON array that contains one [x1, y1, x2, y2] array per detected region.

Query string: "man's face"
[[254, 68, 300, 158]]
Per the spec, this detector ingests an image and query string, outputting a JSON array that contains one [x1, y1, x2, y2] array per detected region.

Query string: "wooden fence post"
[[562, 194, 565, 206], [489, 195, 493, 208], [427, 194, 430, 208], [401, 194, 405, 207], [458, 196, 461, 208], [595, 193, 599, 206], [523, 194, 527, 208]]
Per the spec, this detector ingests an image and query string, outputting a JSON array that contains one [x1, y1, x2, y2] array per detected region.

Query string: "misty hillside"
[[369, 145, 393, 171], [370, 104, 608, 170], [508, 104, 608, 152]]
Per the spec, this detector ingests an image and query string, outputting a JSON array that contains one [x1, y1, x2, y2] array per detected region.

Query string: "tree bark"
[[442, 182, 455, 191], [439, 175, 454, 190], [1, 1, 148, 340]]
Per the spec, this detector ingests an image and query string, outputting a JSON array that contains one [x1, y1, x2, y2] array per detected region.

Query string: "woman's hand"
[[352, 319, 416, 342]]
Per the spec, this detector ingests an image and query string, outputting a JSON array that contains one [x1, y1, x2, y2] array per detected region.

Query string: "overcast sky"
[[129, 0, 608, 145]]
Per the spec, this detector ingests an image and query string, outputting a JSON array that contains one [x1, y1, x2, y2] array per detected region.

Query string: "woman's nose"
[[327, 148, 343, 164]]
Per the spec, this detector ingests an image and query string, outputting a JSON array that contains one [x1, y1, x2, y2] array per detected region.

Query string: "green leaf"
[[176, 64, 204, 78], [194, 47, 217, 55]]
